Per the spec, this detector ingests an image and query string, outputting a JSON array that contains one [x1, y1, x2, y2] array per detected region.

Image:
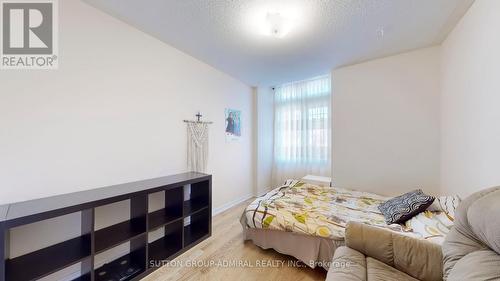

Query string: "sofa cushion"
[[326, 247, 421, 281], [379, 189, 435, 224], [446, 250, 500, 281], [468, 190, 500, 254], [366, 257, 418, 281], [326, 246, 366, 281]]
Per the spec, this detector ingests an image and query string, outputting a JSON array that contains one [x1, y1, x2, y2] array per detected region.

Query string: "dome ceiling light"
[[245, 1, 302, 39]]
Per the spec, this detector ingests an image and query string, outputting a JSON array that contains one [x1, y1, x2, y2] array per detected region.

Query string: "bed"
[[240, 180, 455, 269]]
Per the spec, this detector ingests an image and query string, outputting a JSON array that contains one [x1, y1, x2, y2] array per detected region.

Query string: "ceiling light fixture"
[[245, 1, 302, 39], [265, 12, 291, 38]]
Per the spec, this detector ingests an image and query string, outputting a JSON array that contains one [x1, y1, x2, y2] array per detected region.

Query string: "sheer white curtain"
[[272, 75, 331, 186]]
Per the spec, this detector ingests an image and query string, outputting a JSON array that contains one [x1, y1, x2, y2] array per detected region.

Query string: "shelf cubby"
[[95, 218, 146, 253], [95, 248, 146, 281], [148, 208, 182, 231], [190, 181, 210, 203], [148, 187, 183, 231], [184, 180, 210, 218], [95, 195, 147, 254], [5, 234, 91, 281], [183, 198, 208, 216], [184, 208, 210, 248], [148, 220, 183, 267]]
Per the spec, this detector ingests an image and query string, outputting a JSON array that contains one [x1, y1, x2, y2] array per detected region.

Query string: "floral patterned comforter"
[[402, 210, 454, 244], [243, 180, 409, 240]]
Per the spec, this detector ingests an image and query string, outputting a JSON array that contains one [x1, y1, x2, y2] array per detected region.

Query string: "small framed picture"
[[225, 108, 241, 142]]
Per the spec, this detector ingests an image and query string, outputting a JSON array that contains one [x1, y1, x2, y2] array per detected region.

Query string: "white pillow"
[[427, 195, 461, 219]]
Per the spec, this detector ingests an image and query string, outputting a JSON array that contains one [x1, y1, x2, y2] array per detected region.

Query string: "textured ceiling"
[[83, 0, 474, 86]]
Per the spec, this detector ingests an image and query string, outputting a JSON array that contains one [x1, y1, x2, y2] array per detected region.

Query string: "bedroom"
[[0, 0, 499, 281]]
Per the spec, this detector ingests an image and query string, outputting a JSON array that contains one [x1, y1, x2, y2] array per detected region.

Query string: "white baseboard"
[[212, 193, 254, 216]]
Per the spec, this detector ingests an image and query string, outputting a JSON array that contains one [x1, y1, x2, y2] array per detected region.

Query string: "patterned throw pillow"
[[378, 189, 435, 224]]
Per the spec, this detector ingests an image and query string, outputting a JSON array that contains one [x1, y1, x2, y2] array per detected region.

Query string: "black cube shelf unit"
[[0, 172, 212, 281]]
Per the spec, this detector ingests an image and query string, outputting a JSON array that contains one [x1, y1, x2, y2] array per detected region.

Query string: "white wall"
[[332, 1, 500, 198], [0, 1, 254, 279], [332, 47, 441, 196], [255, 87, 274, 195], [0, 0, 254, 208], [440, 0, 500, 198]]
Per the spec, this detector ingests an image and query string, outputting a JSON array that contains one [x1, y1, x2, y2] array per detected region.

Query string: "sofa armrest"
[[345, 222, 443, 281]]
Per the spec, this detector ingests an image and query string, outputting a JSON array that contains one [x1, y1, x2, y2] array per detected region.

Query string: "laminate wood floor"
[[142, 199, 327, 281]]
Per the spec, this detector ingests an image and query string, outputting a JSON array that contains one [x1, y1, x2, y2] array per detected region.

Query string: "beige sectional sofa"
[[326, 186, 500, 281]]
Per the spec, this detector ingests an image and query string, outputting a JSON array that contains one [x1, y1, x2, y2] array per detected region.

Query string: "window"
[[272, 75, 331, 184]]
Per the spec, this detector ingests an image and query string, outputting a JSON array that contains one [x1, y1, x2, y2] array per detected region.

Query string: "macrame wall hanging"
[[184, 112, 212, 173]]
